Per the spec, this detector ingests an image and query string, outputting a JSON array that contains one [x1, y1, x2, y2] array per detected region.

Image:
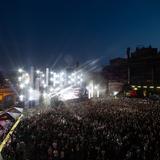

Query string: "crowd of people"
[[2, 98, 160, 160], [0, 119, 13, 143]]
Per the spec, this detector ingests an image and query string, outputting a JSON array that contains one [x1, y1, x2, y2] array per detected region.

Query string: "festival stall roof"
[[6, 112, 20, 120], [7, 107, 23, 114], [14, 107, 23, 113], [0, 112, 20, 121]]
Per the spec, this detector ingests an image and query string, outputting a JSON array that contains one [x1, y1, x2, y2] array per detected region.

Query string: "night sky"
[[0, 0, 160, 70]]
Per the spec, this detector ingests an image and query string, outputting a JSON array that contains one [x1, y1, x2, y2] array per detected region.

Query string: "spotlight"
[[18, 68, 23, 73], [19, 95, 24, 101]]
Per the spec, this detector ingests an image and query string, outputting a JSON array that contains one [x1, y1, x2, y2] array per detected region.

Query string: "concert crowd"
[[2, 98, 160, 160]]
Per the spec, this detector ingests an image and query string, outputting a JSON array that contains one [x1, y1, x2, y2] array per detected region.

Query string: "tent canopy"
[[7, 107, 23, 114]]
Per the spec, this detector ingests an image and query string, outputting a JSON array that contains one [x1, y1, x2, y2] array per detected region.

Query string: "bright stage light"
[[17, 67, 86, 104], [19, 95, 24, 101], [113, 91, 118, 96], [25, 73, 29, 77], [43, 84, 47, 88], [41, 80, 45, 85], [29, 88, 33, 92], [20, 83, 25, 89], [42, 73, 45, 78], [94, 85, 98, 90], [60, 72, 64, 75], [50, 71, 54, 75], [71, 78, 76, 82], [49, 87, 54, 92], [28, 89, 40, 101], [50, 78, 54, 81], [68, 81, 72, 84], [60, 90, 79, 101], [77, 81, 81, 84], [18, 68, 23, 73], [29, 88, 33, 94], [24, 78, 30, 85], [43, 92, 47, 98], [18, 77, 22, 82], [29, 96, 33, 101], [36, 70, 40, 74]]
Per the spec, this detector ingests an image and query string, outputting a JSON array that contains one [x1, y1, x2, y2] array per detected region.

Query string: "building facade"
[[103, 46, 160, 96], [127, 46, 160, 85]]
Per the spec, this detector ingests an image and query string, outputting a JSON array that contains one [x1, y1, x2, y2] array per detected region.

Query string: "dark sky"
[[0, 0, 160, 70]]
